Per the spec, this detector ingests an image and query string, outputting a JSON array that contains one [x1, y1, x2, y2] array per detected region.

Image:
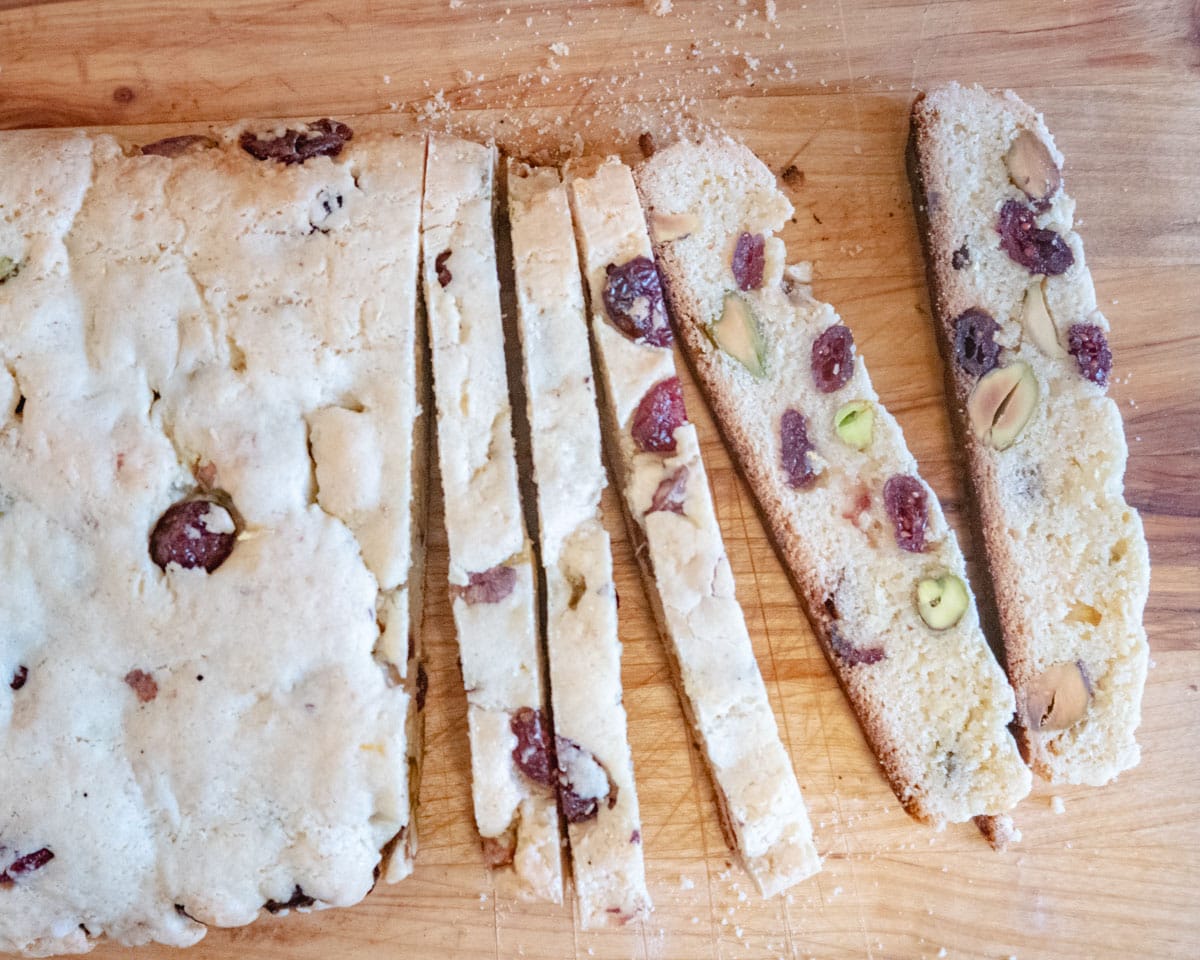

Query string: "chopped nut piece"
[[1021, 281, 1066, 358], [833, 400, 874, 450], [711, 293, 767, 378], [1024, 661, 1091, 731], [1004, 130, 1062, 204], [967, 362, 1039, 450], [916, 573, 969, 630], [649, 210, 700, 243]]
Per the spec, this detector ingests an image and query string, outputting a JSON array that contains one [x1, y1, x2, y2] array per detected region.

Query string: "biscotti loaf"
[[421, 136, 562, 901], [636, 136, 1031, 826], [506, 160, 651, 926], [567, 156, 821, 897], [908, 85, 1151, 785], [0, 120, 426, 956]]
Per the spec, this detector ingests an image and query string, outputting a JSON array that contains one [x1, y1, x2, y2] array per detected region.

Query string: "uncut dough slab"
[[506, 159, 650, 927], [567, 156, 821, 898], [0, 122, 426, 956], [420, 136, 562, 903]]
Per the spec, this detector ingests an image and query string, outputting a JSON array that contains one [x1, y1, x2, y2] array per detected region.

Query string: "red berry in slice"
[[953, 308, 1000, 378], [149, 499, 236, 573], [453, 565, 517, 605], [0, 847, 54, 886], [1067, 323, 1112, 387], [647, 466, 688, 515], [811, 324, 855, 393], [731, 232, 766, 290], [780, 408, 817, 489], [829, 626, 885, 666], [631, 378, 687, 453], [556, 736, 617, 824], [124, 669, 158, 703], [602, 257, 672, 347], [10, 666, 27, 691], [264, 886, 316, 914], [883, 475, 929, 553], [511, 707, 554, 786], [996, 199, 1074, 275]]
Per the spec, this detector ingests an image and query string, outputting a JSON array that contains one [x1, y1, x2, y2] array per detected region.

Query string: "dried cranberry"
[[124, 669, 158, 703], [731, 232, 765, 291], [10, 666, 27, 691], [638, 132, 657, 158], [149, 499, 236, 573], [829, 626, 885, 666], [996, 200, 1074, 275], [556, 736, 617, 824], [435, 249, 453, 288], [951, 244, 970, 270], [1067, 323, 1112, 387], [453, 565, 516, 605], [883, 475, 929, 553], [780, 409, 817, 489], [647, 466, 688, 515], [0, 848, 54, 886], [239, 119, 352, 165], [631, 378, 687, 453], [952, 309, 1000, 378], [511, 707, 554, 786], [630, 830, 641, 844], [481, 834, 516, 868], [264, 885, 315, 914], [415, 663, 429, 712], [141, 134, 217, 158], [602, 257, 672, 347], [811, 324, 855, 393]]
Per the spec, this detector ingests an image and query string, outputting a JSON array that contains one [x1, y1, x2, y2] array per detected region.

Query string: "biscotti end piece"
[[909, 84, 1150, 786], [567, 156, 821, 896], [506, 159, 651, 927], [422, 136, 563, 904], [637, 136, 1031, 825], [0, 122, 426, 955]]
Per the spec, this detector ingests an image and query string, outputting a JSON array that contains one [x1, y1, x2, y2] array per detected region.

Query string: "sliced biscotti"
[[908, 84, 1150, 785], [421, 136, 562, 901], [567, 156, 820, 897], [506, 159, 651, 927], [0, 120, 425, 956], [636, 136, 1031, 826]]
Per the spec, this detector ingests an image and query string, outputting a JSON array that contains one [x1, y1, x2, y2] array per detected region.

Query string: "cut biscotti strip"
[[908, 84, 1150, 785], [567, 156, 821, 897], [506, 159, 651, 927], [635, 136, 1031, 826], [0, 120, 425, 956], [422, 136, 562, 902]]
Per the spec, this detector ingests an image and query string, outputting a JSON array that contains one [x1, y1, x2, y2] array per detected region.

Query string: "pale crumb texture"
[[567, 156, 821, 897], [636, 136, 1030, 825], [506, 160, 650, 927], [910, 83, 1150, 786], [0, 123, 426, 955], [421, 137, 562, 904]]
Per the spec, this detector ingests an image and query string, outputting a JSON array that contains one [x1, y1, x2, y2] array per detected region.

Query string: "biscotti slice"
[[635, 136, 1031, 827], [908, 84, 1150, 785], [0, 120, 425, 956], [506, 160, 652, 927], [567, 156, 820, 897], [421, 136, 562, 902]]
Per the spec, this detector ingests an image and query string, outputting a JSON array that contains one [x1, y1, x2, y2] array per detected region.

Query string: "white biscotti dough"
[[567, 156, 821, 898], [421, 137, 562, 904], [0, 123, 426, 955], [507, 160, 650, 927]]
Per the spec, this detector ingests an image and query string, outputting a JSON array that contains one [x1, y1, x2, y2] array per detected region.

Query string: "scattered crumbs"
[[549, 41, 569, 56], [448, 0, 463, 7], [679, 874, 695, 890], [1112, 298, 1119, 305], [690, 916, 699, 924], [1051, 796, 1066, 815], [765, 0, 779, 24], [382, 74, 391, 84], [587, 950, 595, 957], [735, 926, 744, 937], [478, 892, 488, 902], [1065, 841, 1073, 849], [937, 950, 947, 959], [646, 0, 673, 15]]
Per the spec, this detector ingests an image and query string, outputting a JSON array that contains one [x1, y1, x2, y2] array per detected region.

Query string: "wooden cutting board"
[[2, 1, 1197, 957]]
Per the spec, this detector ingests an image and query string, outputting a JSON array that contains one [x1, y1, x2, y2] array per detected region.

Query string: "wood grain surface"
[[1, 1, 1197, 958]]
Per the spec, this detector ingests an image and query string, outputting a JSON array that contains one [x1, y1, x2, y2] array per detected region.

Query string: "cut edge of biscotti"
[[566, 153, 822, 897], [907, 83, 1150, 787], [421, 135, 564, 903], [505, 158, 652, 926], [635, 134, 1033, 827]]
